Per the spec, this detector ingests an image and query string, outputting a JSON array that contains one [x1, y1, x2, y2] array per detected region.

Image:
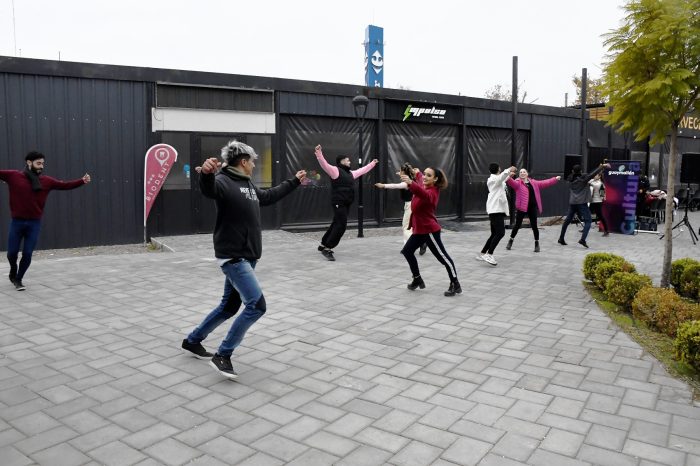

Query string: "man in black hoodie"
[[182, 140, 305, 379], [558, 163, 610, 248]]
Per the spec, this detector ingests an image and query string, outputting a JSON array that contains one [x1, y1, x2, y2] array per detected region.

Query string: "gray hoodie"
[[567, 165, 605, 204]]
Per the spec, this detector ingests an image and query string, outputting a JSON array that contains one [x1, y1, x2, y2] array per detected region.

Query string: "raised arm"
[[314, 145, 339, 179]]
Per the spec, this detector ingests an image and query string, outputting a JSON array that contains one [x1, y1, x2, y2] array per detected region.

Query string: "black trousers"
[[589, 202, 608, 232], [401, 230, 457, 281], [510, 209, 539, 241], [321, 203, 350, 249], [481, 213, 506, 254]]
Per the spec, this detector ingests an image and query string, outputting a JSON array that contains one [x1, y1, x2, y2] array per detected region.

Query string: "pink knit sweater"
[[506, 176, 559, 213]]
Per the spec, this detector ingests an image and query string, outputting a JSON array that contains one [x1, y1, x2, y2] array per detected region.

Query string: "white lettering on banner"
[[403, 105, 447, 121], [145, 160, 172, 202]]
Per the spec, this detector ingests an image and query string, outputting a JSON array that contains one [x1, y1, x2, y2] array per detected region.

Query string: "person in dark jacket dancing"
[[315, 144, 378, 261], [399, 166, 461, 297], [1, 151, 91, 291], [182, 140, 305, 379], [558, 163, 610, 248]]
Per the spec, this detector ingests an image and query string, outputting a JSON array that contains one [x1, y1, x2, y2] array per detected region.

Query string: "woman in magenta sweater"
[[399, 167, 460, 297], [505, 168, 560, 252]]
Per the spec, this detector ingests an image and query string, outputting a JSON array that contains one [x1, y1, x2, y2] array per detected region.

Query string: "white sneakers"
[[476, 253, 498, 266]]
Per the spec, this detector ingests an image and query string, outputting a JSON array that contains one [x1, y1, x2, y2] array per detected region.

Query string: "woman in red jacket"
[[505, 168, 560, 252], [399, 167, 460, 297]]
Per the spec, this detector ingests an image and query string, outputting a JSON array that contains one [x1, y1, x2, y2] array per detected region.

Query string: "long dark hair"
[[426, 167, 448, 190]]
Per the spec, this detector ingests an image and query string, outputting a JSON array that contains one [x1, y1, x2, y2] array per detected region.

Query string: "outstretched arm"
[[256, 170, 305, 206], [47, 173, 91, 190], [350, 159, 378, 179], [314, 145, 339, 179]]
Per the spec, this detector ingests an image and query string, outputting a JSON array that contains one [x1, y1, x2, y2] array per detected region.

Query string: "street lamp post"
[[352, 95, 369, 238]]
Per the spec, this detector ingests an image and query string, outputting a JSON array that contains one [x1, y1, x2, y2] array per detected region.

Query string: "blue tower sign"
[[364, 25, 384, 88]]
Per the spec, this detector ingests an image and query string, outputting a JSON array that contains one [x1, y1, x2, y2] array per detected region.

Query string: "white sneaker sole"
[[209, 360, 238, 379]]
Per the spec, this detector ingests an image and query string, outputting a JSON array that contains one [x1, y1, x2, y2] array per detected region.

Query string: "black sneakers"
[[578, 239, 589, 248], [444, 279, 462, 297], [210, 353, 238, 379], [13, 280, 25, 291], [321, 249, 336, 261], [558, 238, 567, 246], [181, 339, 213, 359], [505, 238, 513, 250], [534, 241, 540, 253], [419, 244, 427, 255]]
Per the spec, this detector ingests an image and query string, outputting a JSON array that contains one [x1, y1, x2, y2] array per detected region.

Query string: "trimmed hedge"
[[632, 287, 700, 337], [671, 258, 700, 290], [680, 264, 700, 301], [593, 259, 636, 290], [605, 272, 652, 309], [583, 253, 625, 282], [675, 320, 700, 370]]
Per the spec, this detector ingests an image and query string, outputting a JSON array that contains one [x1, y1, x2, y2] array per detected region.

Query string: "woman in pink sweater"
[[505, 169, 560, 252]]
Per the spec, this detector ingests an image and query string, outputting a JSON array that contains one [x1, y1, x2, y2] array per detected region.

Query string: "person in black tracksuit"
[[182, 140, 306, 379], [315, 145, 378, 261]]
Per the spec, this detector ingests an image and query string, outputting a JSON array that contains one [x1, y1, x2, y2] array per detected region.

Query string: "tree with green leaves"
[[601, 0, 700, 288], [571, 74, 605, 105]]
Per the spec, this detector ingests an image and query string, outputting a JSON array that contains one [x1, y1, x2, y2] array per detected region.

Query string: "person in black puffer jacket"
[[314, 144, 378, 261]]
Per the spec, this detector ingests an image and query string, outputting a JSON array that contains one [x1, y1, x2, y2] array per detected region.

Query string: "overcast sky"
[[0, 0, 627, 107]]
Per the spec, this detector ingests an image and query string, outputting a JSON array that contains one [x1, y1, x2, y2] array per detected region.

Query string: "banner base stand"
[[635, 229, 661, 235]]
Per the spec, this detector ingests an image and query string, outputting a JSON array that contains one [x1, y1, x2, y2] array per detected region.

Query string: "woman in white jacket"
[[476, 163, 516, 266]]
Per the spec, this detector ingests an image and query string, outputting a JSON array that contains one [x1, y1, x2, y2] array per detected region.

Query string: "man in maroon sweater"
[[0, 151, 91, 290]]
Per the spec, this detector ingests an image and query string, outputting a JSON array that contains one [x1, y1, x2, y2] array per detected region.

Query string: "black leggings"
[[321, 203, 350, 249], [510, 209, 539, 241], [401, 230, 457, 281], [481, 213, 506, 254], [589, 202, 608, 232]]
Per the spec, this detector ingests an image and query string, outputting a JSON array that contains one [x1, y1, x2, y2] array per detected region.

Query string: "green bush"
[[594, 259, 636, 290], [675, 320, 700, 370], [583, 253, 625, 282], [680, 264, 700, 301], [671, 258, 700, 290], [605, 272, 652, 310], [632, 287, 700, 337]]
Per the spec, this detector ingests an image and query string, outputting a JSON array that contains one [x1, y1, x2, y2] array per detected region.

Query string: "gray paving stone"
[[304, 431, 359, 456], [88, 440, 147, 466], [141, 438, 201, 466], [624, 439, 688, 465], [491, 432, 539, 462], [197, 436, 256, 464], [540, 428, 585, 457], [389, 440, 443, 466], [585, 424, 628, 451], [577, 444, 638, 466], [441, 436, 492, 465], [0, 445, 33, 466]]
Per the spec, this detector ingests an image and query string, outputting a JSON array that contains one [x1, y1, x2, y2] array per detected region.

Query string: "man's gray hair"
[[220, 140, 258, 163]]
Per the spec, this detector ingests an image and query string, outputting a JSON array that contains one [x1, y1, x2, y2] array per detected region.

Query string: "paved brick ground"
[[1, 211, 699, 465]]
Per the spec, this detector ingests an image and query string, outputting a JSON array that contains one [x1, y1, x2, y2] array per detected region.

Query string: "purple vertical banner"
[[602, 160, 640, 234]]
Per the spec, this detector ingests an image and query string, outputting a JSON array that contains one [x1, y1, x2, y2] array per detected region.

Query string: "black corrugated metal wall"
[[0, 73, 150, 249]]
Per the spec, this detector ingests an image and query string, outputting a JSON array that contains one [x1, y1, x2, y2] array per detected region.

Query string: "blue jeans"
[[559, 204, 592, 242], [187, 259, 265, 357], [7, 219, 42, 281]]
